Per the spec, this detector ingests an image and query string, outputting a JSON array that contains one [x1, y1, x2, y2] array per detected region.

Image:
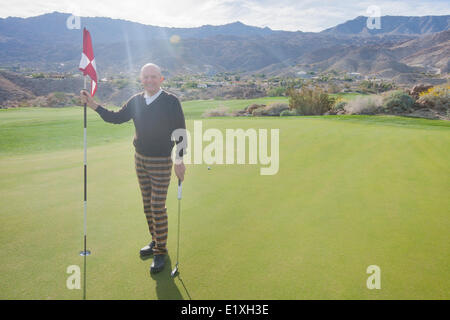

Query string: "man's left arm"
[[171, 98, 187, 181]]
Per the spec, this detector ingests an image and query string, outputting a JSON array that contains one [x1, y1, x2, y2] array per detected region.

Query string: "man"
[[80, 63, 186, 274]]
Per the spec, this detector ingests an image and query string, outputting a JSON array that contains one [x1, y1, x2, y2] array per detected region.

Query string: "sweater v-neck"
[[142, 90, 165, 106]]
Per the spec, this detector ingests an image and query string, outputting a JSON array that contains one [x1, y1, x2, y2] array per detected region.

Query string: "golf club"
[[171, 179, 182, 278]]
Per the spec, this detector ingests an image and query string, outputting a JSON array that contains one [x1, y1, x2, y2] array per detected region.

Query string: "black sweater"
[[95, 90, 186, 157]]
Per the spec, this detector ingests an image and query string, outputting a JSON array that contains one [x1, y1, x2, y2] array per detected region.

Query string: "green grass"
[[1, 104, 449, 299], [1, 93, 433, 157], [0, 96, 287, 156], [180, 92, 367, 118], [182, 96, 288, 118], [0, 107, 134, 157]]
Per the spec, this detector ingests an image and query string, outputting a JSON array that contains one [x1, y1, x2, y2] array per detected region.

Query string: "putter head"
[[171, 263, 179, 278]]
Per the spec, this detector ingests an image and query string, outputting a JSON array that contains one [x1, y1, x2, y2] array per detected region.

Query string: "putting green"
[[0, 106, 449, 299]]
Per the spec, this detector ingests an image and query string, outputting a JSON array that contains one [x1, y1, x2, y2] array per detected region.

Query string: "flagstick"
[[82, 75, 90, 256], [80, 75, 91, 301]]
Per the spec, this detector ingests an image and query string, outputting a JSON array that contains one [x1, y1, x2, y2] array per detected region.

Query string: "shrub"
[[183, 81, 198, 89], [329, 98, 347, 114], [251, 108, 265, 116], [333, 100, 347, 112], [53, 92, 66, 100], [31, 73, 45, 79], [327, 83, 341, 94], [230, 109, 250, 117], [202, 106, 230, 117], [382, 90, 415, 113], [264, 103, 289, 116], [358, 80, 394, 93], [19, 100, 30, 108], [287, 87, 335, 115], [114, 78, 130, 89], [280, 109, 298, 116], [345, 95, 383, 115], [251, 103, 289, 116], [267, 86, 287, 97], [417, 85, 450, 111], [246, 104, 264, 113], [409, 84, 433, 100]]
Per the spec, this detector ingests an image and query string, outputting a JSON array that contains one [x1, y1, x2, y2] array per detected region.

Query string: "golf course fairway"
[[0, 106, 449, 299]]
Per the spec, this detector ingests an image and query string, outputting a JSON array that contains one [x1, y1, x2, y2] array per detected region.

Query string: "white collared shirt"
[[144, 88, 163, 105]]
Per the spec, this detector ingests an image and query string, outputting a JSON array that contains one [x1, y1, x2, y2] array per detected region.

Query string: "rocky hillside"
[[0, 70, 142, 107], [0, 12, 448, 77], [253, 30, 450, 80], [1, 13, 449, 108], [321, 15, 450, 36]]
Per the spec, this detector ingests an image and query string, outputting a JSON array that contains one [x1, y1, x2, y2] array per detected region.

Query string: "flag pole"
[[80, 75, 90, 257], [81, 77, 91, 258], [79, 27, 96, 300], [81, 75, 90, 300]]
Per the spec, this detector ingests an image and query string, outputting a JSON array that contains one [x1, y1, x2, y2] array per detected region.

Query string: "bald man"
[[80, 63, 186, 274]]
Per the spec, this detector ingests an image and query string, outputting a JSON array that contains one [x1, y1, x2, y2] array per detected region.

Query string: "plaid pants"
[[135, 152, 173, 255]]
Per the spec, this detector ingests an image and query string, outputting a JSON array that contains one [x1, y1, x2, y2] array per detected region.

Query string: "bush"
[[246, 104, 264, 114], [333, 100, 347, 112], [202, 106, 230, 117], [382, 90, 415, 113], [31, 73, 45, 79], [53, 92, 66, 100], [358, 80, 394, 93], [330, 96, 347, 112], [327, 83, 341, 94], [114, 78, 130, 89], [264, 103, 289, 116], [267, 87, 287, 97], [251, 108, 265, 116], [417, 85, 450, 111], [287, 87, 335, 115], [251, 103, 289, 116], [345, 95, 382, 115], [280, 109, 298, 116], [183, 81, 198, 89], [329, 98, 347, 114]]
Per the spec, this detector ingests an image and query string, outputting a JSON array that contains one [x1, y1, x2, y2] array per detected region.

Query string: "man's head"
[[140, 63, 164, 95]]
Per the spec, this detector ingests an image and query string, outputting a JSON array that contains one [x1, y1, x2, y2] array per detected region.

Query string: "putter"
[[171, 179, 182, 278]]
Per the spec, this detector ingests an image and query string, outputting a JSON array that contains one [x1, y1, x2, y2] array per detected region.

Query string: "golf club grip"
[[178, 179, 182, 200]]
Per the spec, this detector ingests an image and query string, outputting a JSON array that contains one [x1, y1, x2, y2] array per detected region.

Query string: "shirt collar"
[[144, 88, 163, 102]]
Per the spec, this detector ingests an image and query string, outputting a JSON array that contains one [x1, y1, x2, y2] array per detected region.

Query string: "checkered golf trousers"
[[135, 152, 173, 255]]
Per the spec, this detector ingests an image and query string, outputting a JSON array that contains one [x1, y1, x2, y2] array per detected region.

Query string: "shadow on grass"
[[145, 255, 192, 300]]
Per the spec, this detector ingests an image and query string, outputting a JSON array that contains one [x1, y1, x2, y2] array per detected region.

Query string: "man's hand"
[[174, 161, 185, 182], [80, 90, 99, 110]]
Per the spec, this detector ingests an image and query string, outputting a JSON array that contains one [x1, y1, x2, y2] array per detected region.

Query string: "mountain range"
[[0, 12, 449, 78]]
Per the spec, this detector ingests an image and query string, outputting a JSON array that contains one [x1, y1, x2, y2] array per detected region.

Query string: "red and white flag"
[[79, 28, 98, 96]]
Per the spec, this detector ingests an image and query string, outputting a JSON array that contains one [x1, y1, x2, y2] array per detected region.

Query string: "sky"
[[0, 0, 449, 32]]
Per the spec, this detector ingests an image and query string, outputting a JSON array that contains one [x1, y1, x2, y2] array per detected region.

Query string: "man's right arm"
[[80, 90, 133, 124]]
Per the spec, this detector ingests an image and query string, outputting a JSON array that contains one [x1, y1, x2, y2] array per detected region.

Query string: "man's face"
[[140, 66, 163, 94]]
